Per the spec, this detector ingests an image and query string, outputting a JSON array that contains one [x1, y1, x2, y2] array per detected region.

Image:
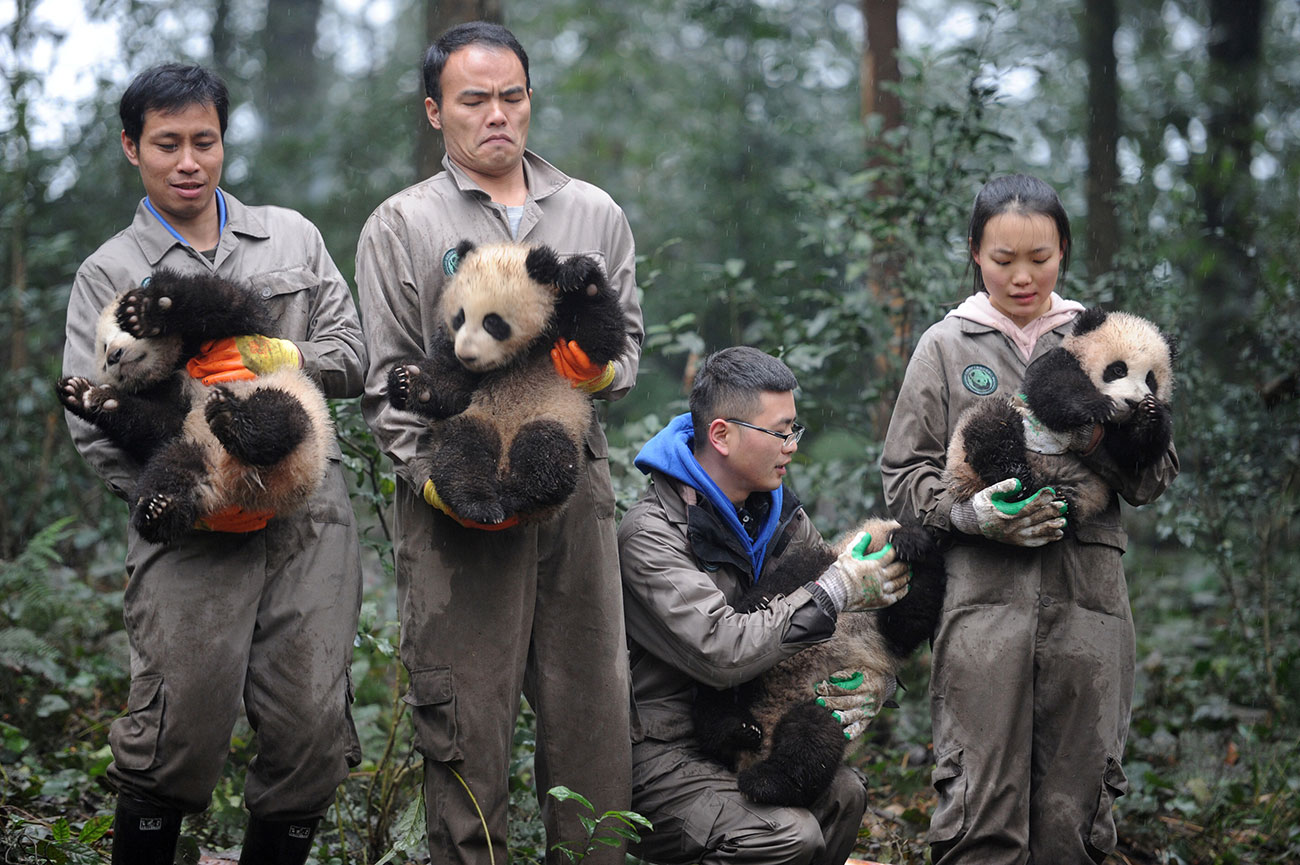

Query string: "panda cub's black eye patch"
[[483, 313, 512, 341], [1103, 360, 1128, 382], [451, 309, 465, 330], [1146, 370, 1158, 394]]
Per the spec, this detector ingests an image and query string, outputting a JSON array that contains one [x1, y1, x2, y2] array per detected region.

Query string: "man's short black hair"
[[689, 347, 799, 446], [423, 20, 531, 107], [120, 63, 229, 144]]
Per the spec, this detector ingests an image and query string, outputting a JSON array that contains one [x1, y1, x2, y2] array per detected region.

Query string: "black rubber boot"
[[237, 815, 320, 865], [111, 796, 183, 865]]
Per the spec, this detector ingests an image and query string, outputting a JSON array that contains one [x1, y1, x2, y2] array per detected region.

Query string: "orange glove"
[[422, 479, 519, 531], [550, 339, 615, 394], [194, 504, 274, 533], [186, 335, 302, 385]]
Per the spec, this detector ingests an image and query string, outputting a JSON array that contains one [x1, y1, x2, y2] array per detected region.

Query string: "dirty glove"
[[421, 479, 519, 532], [814, 532, 911, 613], [194, 504, 274, 534], [813, 670, 897, 741], [550, 339, 615, 394], [950, 478, 1066, 547], [187, 335, 302, 385]]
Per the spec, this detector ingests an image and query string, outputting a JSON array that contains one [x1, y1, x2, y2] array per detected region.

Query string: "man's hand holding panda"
[[950, 478, 1068, 547], [812, 531, 911, 613], [812, 670, 898, 742], [550, 338, 615, 393]]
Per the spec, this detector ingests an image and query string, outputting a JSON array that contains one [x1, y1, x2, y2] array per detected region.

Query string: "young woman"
[[880, 174, 1178, 864]]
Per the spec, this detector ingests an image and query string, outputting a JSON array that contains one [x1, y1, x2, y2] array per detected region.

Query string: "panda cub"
[[946, 308, 1174, 523], [56, 269, 331, 544], [693, 519, 947, 808], [387, 240, 626, 526]]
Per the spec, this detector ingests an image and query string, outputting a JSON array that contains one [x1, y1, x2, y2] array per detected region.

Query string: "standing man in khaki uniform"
[[355, 21, 643, 865], [60, 64, 365, 865]]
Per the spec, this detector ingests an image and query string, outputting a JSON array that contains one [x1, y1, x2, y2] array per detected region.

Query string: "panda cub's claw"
[[116, 285, 175, 338], [388, 363, 436, 411], [132, 492, 191, 544]]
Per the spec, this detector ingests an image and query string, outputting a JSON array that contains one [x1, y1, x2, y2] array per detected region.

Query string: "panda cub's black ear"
[[1072, 307, 1108, 336], [455, 239, 477, 260], [524, 245, 563, 288]]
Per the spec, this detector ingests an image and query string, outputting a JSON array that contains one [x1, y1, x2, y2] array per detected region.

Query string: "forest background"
[[2, 0, 1297, 863]]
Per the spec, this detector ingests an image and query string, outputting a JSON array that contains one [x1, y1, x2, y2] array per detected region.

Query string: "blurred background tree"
[[2, 0, 1298, 862]]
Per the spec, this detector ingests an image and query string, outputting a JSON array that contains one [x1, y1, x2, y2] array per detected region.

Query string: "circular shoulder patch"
[[961, 364, 999, 396], [441, 247, 460, 276]]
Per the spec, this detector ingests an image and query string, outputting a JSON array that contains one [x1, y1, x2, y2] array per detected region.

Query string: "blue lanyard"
[[143, 188, 227, 248]]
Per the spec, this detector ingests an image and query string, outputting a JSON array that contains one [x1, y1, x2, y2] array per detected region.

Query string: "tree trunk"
[[1080, 0, 1119, 278], [416, 0, 505, 180], [1196, 0, 1265, 377], [861, 0, 901, 134], [861, 0, 904, 435]]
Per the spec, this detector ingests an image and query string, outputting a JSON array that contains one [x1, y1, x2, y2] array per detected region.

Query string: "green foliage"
[[545, 786, 652, 864]]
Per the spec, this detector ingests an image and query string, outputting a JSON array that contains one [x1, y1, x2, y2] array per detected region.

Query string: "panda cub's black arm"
[[117, 269, 277, 353], [550, 255, 628, 368], [1101, 395, 1174, 472], [1023, 348, 1114, 430], [56, 375, 190, 464], [387, 330, 479, 420]]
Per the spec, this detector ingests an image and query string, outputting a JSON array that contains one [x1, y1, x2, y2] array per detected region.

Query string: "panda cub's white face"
[[1066, 311, 1173, 423], [94, 296, 183, 391], [441, 244, 555, 374]]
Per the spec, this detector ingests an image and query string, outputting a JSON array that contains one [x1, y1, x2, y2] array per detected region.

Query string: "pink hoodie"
[[945, 292, 1085, 361]]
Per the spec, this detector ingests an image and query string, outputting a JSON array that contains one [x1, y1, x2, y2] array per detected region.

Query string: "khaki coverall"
[[356, 152, 644, 865], [619, 472, 868, 865], [880, 314, 1178, 864], [61, 193, 365, 819]]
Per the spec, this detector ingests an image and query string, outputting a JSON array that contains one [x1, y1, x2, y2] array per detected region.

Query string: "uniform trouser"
[[107, 461, 363, 819], [926, 537, 1135, 865], [394, 445, 632, 865], [628, 738, 866, 865]]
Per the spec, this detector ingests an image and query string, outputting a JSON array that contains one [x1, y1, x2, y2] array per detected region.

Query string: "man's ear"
[[706, 418, 732, 457], [121, 131, 141, 166], [425, 97, 442, 131]]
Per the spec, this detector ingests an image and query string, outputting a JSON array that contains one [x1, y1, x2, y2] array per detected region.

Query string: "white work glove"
[[950, 478, 1066, 547], [813, 670, 897, 741], [814, 532, 911, 613]]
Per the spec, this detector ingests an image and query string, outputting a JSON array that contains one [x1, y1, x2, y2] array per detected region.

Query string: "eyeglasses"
[[725, 418, 806, 448]]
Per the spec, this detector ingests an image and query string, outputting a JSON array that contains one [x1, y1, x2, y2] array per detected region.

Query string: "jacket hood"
[[635, 412, 784, 580]]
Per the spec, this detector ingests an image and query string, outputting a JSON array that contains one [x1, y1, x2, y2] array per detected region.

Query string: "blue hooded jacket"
[[634, 413, 784, 581]]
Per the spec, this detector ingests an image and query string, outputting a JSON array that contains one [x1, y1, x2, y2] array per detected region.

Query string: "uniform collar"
[[130, 189, 269, 266], [442, 149, 572, 203]]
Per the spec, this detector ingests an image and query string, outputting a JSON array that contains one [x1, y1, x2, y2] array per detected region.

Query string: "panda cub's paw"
[[56, 377, 120, 417], [116, 282, 177, 338], [132, 491, 195, 544], [387, 363, 433, 411]]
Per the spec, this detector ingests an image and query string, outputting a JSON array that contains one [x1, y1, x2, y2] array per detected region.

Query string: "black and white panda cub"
[[693, 519, 947, 808], [56, 269, 332, 544], [946, 307, 1175, 523], [387, 240, 626, 526]]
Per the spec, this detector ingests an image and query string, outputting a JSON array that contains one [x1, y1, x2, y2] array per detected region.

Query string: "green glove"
[[813, 669, 896, 741], [815, 531, 911, 613], [951, 478, 1067, 547]]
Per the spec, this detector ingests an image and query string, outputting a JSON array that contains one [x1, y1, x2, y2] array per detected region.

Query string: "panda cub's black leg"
[[132, 440, 206, 544], [737, 702, 847, 808], [693, 679, 765, 770], [960, 401, 1035, 495], [426, 417, 506, 524], [205, 386, 309, 467], [500, 420, 581, 517]]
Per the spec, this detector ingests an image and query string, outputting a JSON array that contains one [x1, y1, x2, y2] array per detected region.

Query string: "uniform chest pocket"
[[245, 267, 319, 335]]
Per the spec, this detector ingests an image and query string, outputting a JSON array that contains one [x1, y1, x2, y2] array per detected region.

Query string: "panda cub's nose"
[[107, 347, 124, 366]]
